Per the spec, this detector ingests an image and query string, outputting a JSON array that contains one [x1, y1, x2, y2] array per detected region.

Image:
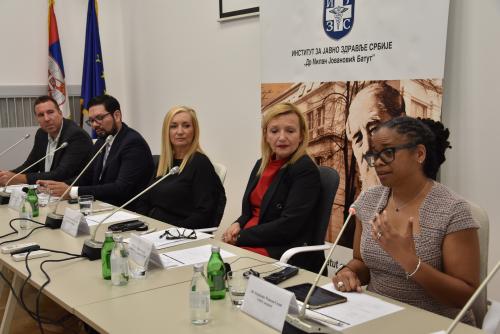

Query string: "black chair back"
[[290, 166, 340, 272], [152, 154, 160, 172], [312, 166, 340, 245]]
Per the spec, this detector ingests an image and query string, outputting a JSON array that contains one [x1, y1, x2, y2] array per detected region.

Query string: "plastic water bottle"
[[190, 263, 210, 325], [110, 235, 129, 286], [207, 245, 226, 299], [19, 194, 33, 230], [101, 231, 114, 280]]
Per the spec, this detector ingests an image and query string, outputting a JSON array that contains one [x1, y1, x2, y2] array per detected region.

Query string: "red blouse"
[[242, 158, 286, 256]]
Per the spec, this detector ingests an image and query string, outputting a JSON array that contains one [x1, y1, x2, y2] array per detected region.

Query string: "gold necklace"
[[390, 181, 430, 212]]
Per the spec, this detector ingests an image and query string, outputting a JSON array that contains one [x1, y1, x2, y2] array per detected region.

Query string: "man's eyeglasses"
[[159, 228, 197, 240], [363, 143, 417, 167], [85, 112, 111, 126]]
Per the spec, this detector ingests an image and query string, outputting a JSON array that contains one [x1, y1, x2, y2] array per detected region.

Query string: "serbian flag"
[[48, 0, 70, 118], [80, 0, 106, 134]]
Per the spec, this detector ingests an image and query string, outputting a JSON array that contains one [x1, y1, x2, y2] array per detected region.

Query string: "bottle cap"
[[105, 231, 113, 238], [193, 263, 204, 272], [211, 245, 220, 253], [113, 235, 123, 242]]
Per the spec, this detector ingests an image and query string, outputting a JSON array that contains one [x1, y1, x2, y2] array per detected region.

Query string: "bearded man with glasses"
[[39, 94, 155, 210]]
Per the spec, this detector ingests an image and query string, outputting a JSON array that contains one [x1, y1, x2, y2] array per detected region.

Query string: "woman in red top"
[[223, 103, 321, 271]]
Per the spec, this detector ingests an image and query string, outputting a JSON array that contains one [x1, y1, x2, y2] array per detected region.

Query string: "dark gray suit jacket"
[[12, 118, 93, 184], [77, 123, 155, 209]]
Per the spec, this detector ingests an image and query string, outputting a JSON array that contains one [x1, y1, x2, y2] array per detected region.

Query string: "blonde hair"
[[156, 106, 203, 177], [258, 102, 309, 175]]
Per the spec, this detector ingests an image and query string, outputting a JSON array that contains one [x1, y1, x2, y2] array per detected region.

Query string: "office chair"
[[152, 154, 160, 172], [195, 162, 227, 235], [468, 200, 490, 327], [280, 166, 340, 273], [212, 162, 227, 184]]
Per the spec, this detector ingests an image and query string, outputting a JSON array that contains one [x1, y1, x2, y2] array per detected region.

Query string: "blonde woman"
[[223, 103, 321, 270], [136, 106, 226, 229]]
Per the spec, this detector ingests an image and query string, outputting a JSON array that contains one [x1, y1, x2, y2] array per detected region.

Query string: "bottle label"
[[212, 275, 225, 291]]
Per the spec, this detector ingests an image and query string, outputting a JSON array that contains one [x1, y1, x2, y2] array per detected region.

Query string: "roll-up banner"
[[261, 0, 449, 244]]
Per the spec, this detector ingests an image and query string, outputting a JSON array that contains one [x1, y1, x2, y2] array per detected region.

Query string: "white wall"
[[1, 0, 498, 301], [120, 0, 262, 230], [0, 0, 128, 115], [441, 0, 500, 302]]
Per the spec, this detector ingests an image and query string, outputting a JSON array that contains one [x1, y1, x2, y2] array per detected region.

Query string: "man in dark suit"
[[41, 94, 155, 209], [0, 96, 93, 186]]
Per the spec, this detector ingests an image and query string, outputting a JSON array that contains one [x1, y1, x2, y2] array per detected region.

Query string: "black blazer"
[[235, 155, 321, 264], [77, 123, 155, 208], [12, 118, 93, 184], [136, 152, 226, 229]]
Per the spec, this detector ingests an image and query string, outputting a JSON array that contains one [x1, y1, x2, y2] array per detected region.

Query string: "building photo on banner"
[[261, 0, 450, 246]]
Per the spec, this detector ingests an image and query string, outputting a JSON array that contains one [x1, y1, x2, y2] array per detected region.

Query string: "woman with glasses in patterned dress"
[[333, 116, 480, 326]]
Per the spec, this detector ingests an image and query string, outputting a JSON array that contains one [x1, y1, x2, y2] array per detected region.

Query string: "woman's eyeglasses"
[[363, 143, 417, 167], [159, 228, 197, 240]]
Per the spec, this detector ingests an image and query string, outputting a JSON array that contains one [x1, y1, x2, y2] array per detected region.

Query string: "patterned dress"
[[354, 181, 479, 325]]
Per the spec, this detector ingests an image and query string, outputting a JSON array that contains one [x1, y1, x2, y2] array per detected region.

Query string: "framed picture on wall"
[[219, 0, 259, 21]]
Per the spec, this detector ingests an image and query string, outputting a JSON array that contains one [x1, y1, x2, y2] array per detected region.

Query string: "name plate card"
[[8, 189, 25, 212], [128, 234, 154, 268], [241, 275, 298, 332], [61, 208, 90, 237]]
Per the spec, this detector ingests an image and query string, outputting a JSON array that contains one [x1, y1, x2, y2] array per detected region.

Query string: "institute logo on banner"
[[323, 0, 355, 40]]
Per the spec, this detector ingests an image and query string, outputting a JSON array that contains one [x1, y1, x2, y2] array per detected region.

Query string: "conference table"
[[0, 201, 484, 334]]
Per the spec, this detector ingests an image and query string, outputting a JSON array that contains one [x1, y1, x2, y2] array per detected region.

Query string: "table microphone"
[[81, 166, 180, 260], [285, 205, 356, 334], [45, 135, 113, 229], [0, 142, 68, 205], [0, 133, 30, 158], [430, 260, 500, 334]]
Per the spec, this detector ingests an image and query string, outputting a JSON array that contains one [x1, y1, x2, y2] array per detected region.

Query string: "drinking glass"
[[227, 270, 248, 308], [37, 187, 52, 207], [78, 195, 94, 216]]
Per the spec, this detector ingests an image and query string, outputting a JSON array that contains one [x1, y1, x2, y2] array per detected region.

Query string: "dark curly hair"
[[88, 94, 121, 115], [377, 116, 451, 180]]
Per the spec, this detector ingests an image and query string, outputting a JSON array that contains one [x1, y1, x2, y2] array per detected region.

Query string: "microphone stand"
[[45, 136, 113, 229], [81, 166, 180, 260], [0, 133, 30, 158], [443, 261, 500, 334], [285, 207, 356, 334], [0, 142, 68, 205]]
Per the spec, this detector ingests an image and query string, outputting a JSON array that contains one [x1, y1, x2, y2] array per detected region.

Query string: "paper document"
[[140, 228, 213, 250], [85, 211, 140, 226], [301, 283, 403, 330], [158, 244, 236, 269]]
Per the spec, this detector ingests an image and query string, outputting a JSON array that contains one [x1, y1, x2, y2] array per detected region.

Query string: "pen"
[[308, 313, 344, 327], [140, 227, 156, 235], [91, 207, 114, 214], [159, 230, 169, 239]]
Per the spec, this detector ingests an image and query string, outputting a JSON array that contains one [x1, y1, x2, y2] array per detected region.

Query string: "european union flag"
[[80, 0, 106, 135]]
